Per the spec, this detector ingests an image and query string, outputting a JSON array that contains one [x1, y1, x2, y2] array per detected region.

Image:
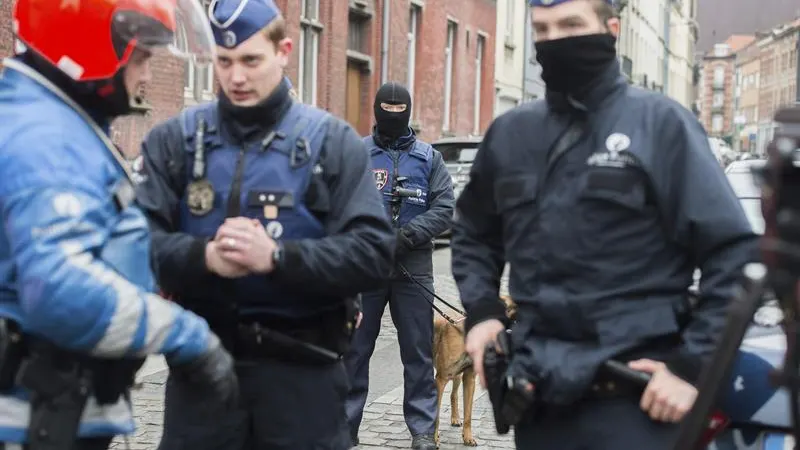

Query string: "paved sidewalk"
[[112, 247, 515, 449]]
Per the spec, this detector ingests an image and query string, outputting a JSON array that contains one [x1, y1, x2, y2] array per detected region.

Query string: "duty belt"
[[236, 322, 342, 366]]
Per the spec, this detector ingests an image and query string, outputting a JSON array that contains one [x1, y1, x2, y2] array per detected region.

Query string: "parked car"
[[431, 135, 482, 239]]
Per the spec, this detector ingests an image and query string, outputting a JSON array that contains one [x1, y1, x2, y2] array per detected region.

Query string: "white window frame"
[[299, 0, 322, 106], [474, 34, 485, 135], [408, 5, 421, 119], [713, 66, 725, 84], [183, 0, 215, 102], [711, 114, 724, 132], [505, 0, 514, 41], [443, 21, 456, 132], [712, 92, 724, 108]]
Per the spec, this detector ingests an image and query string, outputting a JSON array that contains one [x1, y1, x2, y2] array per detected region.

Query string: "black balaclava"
[[535, 33, 618, 95], [374, 82, 411, 141]]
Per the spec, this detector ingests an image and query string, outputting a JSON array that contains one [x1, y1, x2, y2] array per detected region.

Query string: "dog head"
[[500, 295, 517, 322]]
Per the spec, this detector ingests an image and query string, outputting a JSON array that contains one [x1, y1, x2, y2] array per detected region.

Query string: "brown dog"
[[432, 295, 516, 447]]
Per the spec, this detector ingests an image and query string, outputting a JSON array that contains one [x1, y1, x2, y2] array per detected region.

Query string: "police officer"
[[0, 0, 238, 449], [133, 0, 394, 448], [451, 1, 759, 449], [345, 82, 455, 450]]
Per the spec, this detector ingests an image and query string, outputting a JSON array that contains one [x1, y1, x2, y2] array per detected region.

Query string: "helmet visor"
[[114, 0, 216, 66], [169, 0, 217, 66]]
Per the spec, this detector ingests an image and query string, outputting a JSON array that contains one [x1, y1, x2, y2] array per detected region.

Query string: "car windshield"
[[436, 144, 479, 163]]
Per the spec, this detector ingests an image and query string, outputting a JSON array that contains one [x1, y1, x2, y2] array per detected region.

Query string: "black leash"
[[396, 262, 466, 326]]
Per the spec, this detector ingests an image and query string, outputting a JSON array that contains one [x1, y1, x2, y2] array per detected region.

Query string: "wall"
[[699, 57, 736, 137], [733, 43, 761, 151], [0, 0, 497, 153], [618, 0, 667, 91], [493, 0, 526, 117]]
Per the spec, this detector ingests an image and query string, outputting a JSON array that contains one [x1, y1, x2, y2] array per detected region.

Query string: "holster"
[[0, 323, 140, 450], [18, 343, 92, 450], [483, 329, 536, 434]]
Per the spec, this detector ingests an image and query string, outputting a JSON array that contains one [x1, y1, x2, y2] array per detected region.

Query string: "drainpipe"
[[795, 29, 800, 103], [380, 0, 390, 84], [663, 1, 671, 94], [522, 8, 530, 102]]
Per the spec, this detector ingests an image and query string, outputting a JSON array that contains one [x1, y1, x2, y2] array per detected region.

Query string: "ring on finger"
[[226, 238, 236, 248]]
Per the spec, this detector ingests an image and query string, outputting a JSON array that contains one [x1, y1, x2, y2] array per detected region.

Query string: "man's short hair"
[[592, 0, 618, 25], [262, 15, 287, 46]]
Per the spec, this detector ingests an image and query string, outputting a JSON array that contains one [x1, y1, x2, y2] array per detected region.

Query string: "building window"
[[711, 114, 724, 133], [713, 66, 725, 87], [712, 92, 724, 108], [299, 0, 322, 105], [473, 35, 485, 135], [443, 21, 456, 132], [348, 12, 368, 53], [183, 0, 214, 101], [505, 0, 514, 43], [408, 5, 421, 118]]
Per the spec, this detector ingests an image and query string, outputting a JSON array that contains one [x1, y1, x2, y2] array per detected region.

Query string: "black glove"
[[395, 230, 414, 258], [169, 333, 239, 408]]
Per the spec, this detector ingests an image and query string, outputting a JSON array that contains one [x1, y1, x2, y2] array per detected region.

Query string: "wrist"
[[271, 243, 283, 272], [204, 240, 217, 275]]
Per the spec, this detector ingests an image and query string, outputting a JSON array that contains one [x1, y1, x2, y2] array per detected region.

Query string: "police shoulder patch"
[[373, 169, 388, 190]]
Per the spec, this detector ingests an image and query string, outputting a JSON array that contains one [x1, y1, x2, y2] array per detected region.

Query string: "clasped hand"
[[628, 359, 698, 423], [205, 217, 278, 278]]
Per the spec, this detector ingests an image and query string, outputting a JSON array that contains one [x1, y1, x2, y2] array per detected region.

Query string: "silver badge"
[[223, 30, 237, 48], [186, 179, 215, 216], [265, 221, 284, 239]]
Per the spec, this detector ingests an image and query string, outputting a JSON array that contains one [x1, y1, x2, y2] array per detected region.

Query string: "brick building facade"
[[0, 0, 496, 157], [698, 35, 755, 140]]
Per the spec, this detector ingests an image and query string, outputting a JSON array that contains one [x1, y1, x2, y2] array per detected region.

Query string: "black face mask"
[[374, 82, 411, 140], [535, 33, 617, 95]]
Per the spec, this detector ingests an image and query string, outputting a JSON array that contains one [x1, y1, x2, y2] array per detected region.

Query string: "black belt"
[[234, 322, 342, 366]]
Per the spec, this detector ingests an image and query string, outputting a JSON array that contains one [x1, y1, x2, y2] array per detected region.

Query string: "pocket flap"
[[494, 175, 537, 212]]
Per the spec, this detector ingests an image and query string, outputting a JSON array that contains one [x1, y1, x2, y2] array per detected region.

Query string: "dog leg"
[[434, 375, 447, 448], [462, 368, 477, 446], [450, 374, 462, 427]]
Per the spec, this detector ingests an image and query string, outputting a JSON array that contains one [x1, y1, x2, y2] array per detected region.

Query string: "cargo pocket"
[[594, 302, 680, 347], [580, 167, 647, 219]]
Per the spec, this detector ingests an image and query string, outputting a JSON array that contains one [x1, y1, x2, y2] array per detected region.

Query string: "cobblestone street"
[[112, 247, 514, 449]]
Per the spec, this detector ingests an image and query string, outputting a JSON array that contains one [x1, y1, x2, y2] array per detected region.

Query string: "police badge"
[[186, 179, 215, 216], [373, 169, 388, 190]]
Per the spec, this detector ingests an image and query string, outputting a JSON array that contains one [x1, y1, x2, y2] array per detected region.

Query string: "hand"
[[169, 333, 239, 409], [395, 230, 414, 258], [205, 240, 249, 278], [464, 319, 506, 389], [628, 359, 698, 423], [355, 312, 363, 329], [215, 217, 278, 274]]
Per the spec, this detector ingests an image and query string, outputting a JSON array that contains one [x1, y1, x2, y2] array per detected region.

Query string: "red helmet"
[[12, 0, 216, 81]]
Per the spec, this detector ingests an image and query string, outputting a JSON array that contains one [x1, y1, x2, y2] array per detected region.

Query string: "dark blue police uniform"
[[451, 1, 759, 448], [345, 83, 454, 450], [133, 1, 394, 449]]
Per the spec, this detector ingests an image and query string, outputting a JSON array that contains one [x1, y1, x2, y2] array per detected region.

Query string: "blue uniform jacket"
[[134, 87, 394, 315], [451, 61, 758, 405], [365, 130, 454, 276], [0, 59, 213, 442]]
